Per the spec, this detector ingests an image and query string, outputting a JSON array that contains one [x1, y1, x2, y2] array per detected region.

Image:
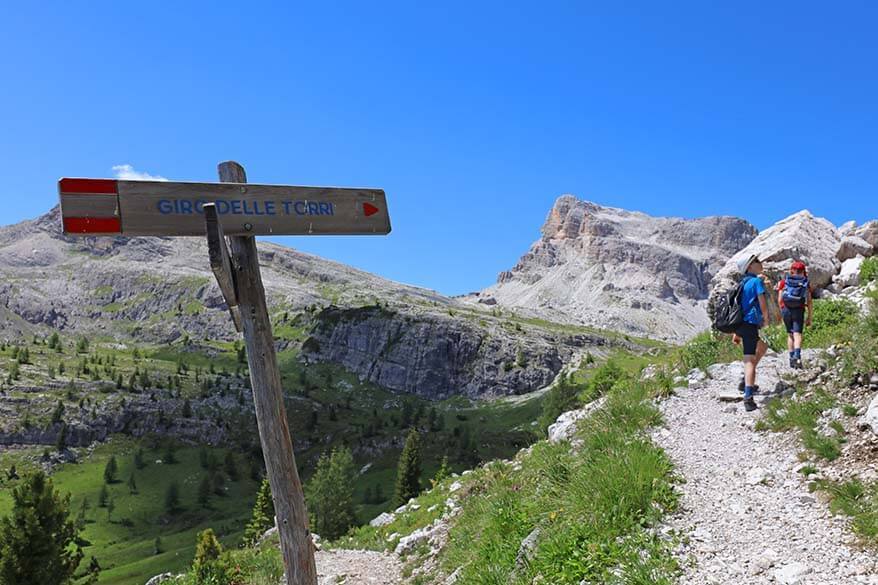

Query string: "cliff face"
[[300, 305, 626, 400], [470, 195, 757, 342]]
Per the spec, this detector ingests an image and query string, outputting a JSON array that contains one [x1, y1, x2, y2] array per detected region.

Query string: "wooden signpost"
[[58, 163, 392, 585], [58, 177, 390, 236]]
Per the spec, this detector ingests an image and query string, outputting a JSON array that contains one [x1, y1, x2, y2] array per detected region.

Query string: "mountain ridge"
[[467, 194, 758, 342]]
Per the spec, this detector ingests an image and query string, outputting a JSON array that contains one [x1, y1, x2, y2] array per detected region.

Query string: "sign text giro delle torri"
[[57, 177, 391, 236]]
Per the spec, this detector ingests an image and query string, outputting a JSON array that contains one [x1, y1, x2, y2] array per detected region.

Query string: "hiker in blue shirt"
[[731, 254, 770, 412]]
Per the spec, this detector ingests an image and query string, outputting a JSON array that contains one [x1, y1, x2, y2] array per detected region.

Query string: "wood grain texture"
[[59, 194, 119, 218], [204, 202, 242, 332], [220, 161, 318, 585], [113, 179, 390, 236]]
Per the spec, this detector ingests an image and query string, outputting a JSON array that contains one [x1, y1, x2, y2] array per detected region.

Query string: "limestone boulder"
[[834, 256, 864, 289], [853, 220, 878, 249], [837, 235, 873, 262], [713, 211, 840, 291], [838, 220, 858, 238], [860, 393, 878, 435]]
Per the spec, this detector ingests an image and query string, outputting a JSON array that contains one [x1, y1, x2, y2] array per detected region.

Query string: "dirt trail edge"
[[655, 352, 877, 585]]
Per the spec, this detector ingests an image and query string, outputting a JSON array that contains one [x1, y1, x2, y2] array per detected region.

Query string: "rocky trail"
[[315, 548, 402, 584], [656, 352, 877, 585]]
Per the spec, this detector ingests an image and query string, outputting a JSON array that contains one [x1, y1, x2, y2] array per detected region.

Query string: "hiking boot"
[[795, 358, 804, 370], [789, 356, 796, 369], [743, 397, 758, 412]]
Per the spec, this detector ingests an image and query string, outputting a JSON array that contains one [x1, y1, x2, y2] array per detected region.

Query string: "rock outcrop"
[[709, 211, 877, 320], [712, 210, 841, 292], [469, 195, 757, 342], [301, 305, 627, 399]]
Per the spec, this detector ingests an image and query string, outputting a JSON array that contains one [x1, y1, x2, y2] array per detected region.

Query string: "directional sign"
[[58, 178, 391, 236]]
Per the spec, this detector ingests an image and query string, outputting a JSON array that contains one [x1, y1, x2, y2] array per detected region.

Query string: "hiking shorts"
[[735, 323, 760, 356], [782, 307, 805, 334]]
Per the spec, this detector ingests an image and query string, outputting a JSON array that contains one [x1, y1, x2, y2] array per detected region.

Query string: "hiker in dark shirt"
[[731, 254, 770, 412], [776, 260, 812, 369]]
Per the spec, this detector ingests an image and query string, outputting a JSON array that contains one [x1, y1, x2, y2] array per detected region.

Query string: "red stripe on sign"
[[63, 217, 121, 234], [59, 178, 118, 194]]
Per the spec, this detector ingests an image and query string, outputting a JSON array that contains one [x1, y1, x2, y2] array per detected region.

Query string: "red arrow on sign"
[[363, 202, 379, 217]]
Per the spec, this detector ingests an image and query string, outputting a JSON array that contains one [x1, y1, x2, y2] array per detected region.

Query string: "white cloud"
[[111, 164, 168, 181]]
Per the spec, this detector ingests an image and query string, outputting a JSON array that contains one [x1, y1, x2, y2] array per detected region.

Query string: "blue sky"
[[1, 1, 876, 295]]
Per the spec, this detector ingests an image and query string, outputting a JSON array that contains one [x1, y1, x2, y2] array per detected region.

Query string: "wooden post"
[[204, 203, 242, 332], [217, 161, 317, 585]]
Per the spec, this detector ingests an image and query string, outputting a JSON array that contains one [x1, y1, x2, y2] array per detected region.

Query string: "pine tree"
[[55, 423, 67, 452], [48, 332, 60, 350], [133, 448, 146, 470], [243, 478, 275, 545], [224, 451, 239, 481], [394, 429, 422, 506], [164, 481, 180, 514], [304, 447, 356, 540], [537, 373, 579, 434], [432, 455, 451, 487], [0, 471, 90, 585], [193, 528, 224, 579], [103, 456, 118, 484], [106, 496, 115, 522], [163, 443, 177, 464], [181, 399, 192, 418], [51, 400, 65, 424], [76, 337, 88, 353], [153, 536, 162, 555], [75, 497, 89, 529], [212, 471, 225, 496], [9, 361, 19, 381], [197, 475, 211, 508], [249, 460, 262, 482], [199, 447, 209, 469], [127, 473, 137, 495], [98, 485, 109, 508]]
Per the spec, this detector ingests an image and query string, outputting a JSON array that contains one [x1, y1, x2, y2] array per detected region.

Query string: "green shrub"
[[679, 331, 739, 372], [819, 479, 878, 544], [806, 299, 860, 347], [538, 374, 581, 434], [860, 256, 878, 284]]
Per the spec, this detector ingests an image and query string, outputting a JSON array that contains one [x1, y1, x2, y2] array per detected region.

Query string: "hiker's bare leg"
[[793, 332, 803, 350], [747, 340, 768, 386], [744, 355, 757, 387], [787, 333, 795, 352]]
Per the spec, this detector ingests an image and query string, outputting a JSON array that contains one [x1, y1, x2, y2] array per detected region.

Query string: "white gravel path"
[[315, 548, 402, 584], [655, 353, 878, 585]]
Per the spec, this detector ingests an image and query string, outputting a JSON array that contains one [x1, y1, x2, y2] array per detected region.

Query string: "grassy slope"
[[0, 439, 259, 585], [0, 333, 547, 584]]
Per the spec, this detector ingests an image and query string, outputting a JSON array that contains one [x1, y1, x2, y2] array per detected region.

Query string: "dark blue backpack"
[[782, 274, 809, 309]]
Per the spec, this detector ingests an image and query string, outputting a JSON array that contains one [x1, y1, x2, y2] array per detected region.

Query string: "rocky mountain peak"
[[472, 195, 758, 342]]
